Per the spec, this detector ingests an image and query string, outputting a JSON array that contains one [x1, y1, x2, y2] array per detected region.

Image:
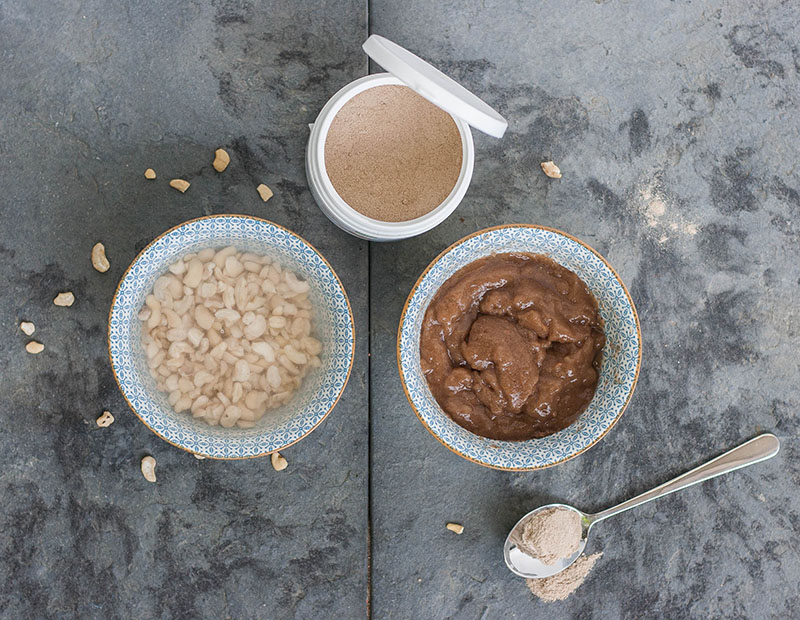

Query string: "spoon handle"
[[589, 433, 780, 524]]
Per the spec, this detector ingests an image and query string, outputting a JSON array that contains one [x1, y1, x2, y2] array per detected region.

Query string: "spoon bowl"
[[504, 503, 590, 578]]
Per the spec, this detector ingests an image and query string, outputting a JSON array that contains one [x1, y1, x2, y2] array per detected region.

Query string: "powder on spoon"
[[324, 85, 463, 222], [526, 552, 603, 602], [518, 507, 583, 565]]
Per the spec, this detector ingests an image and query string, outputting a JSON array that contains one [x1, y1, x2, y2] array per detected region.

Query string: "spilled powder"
[[527, 552, 602, 602], [324, 85, 463, 222], [637, 181, 698, 241], [518, 507, 582, 565]]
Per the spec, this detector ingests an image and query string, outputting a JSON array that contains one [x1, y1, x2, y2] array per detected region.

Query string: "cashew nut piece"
[[193, 453, 206, 460], [141, 456, 157, 482], [271, 452, 288, 471], [169, 179, 190, 193], [54, 292, 75, 307], [213, 148, 230, 172], [26, 341, 45, 354], [446, 522, 465, 535], [91, 242, 110, 273], [256, 184, 273, 202], [96, 411, 115, 427], [19, 321, 35, 336], [144, 168, 156, 179], [540, 161, 562, 179]]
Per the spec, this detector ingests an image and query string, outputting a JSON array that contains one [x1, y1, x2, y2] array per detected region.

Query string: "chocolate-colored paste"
[[419, 253, 605, 440]]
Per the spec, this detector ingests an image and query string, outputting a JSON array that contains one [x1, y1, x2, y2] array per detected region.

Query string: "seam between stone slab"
[[366, 2, 373, 618]]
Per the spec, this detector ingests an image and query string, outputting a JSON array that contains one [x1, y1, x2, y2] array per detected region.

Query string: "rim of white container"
[[307, 73, 475, 242]]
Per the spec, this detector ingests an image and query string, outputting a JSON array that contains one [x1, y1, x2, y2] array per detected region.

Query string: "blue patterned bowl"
[[397, 225, 641, 470], [108, 215, 354, 459]]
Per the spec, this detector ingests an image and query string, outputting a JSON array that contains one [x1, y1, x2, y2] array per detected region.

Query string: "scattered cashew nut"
[[91, 242, 110, 273], [26, 341, 45, 354], [193, 453, 206, 460], [446, 522, 465, 535], [144, 168, 157, 179], [213, 148, 230, 172], [170, 179, 190, 193], [540, 161, 562, 179], [271, 452, 288, 471], [141, 456, 157, 482], [19, 321, 35, 336], [96, 411, 115, 427], [256, 184, 273, 202], [54, 292, 75, 306]]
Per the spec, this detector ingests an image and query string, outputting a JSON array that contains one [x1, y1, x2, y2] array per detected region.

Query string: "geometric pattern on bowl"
[[108, 215, 354, 459], [398, 225, 641, 470]]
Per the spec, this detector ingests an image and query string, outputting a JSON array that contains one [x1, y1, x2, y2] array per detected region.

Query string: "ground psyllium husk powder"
[[518, 507, 583, 565], [324, 85, 463, 222], [526, 552, 603, 603]]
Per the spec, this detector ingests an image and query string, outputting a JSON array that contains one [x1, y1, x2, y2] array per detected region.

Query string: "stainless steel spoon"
[[504, 433, 780, 579]]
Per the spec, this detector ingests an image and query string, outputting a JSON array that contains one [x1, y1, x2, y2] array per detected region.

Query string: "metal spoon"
[[504, 433, 780, 579]]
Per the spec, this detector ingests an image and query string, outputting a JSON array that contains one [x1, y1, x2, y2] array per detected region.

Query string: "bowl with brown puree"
[[398, 225, 641, 470]]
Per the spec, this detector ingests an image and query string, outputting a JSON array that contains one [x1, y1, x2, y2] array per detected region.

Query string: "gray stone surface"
[[1, 0, 799, 619], [0, 1, 368, 618], [370, 1, 800, 619]]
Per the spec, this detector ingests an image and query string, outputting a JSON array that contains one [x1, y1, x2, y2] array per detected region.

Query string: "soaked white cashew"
[[183, 259, 203, 288], [91, 242, 110, 273], [268, 316, 287, 329], [141, 456, 157, 482], [19, 321, 35, 336], [252, 341, 275, 362]]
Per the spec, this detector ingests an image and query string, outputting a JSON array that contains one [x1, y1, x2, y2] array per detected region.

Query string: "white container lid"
[[362, 35, 508, 138]]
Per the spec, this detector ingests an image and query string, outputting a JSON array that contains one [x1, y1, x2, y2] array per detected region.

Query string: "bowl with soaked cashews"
[[108, 215, 354, 459]]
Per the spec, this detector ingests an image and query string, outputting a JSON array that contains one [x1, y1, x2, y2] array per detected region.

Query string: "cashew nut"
[[26, 341, 45, 354], [540, 161, 562, 179], [53, 292, 75, 307], [169, 179, 190, 193], [193, 453, 206, 460], [213, 148, 230, 172], [256, 184, 273, 202], [144, 168, 156, 179], [271, 452, 288, 471], [96, 411, 115, 427], [19, 321, 35, 336], [141, 456, 157, 482], [91, 242, 110, 273], [446, 522, 465, 534]]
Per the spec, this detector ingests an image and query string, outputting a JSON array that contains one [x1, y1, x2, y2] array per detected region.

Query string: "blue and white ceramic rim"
[[108, 215, 355, 459], [397, 225, 642, 471]]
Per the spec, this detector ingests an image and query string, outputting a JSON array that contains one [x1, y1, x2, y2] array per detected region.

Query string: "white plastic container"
[[306, 36, 507, 242]]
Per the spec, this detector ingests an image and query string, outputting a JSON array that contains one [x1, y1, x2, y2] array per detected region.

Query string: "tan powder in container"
[[324, 85, 463, 222]]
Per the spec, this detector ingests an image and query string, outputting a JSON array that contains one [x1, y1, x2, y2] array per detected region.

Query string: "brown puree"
[[419, 253, 605, 440]]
